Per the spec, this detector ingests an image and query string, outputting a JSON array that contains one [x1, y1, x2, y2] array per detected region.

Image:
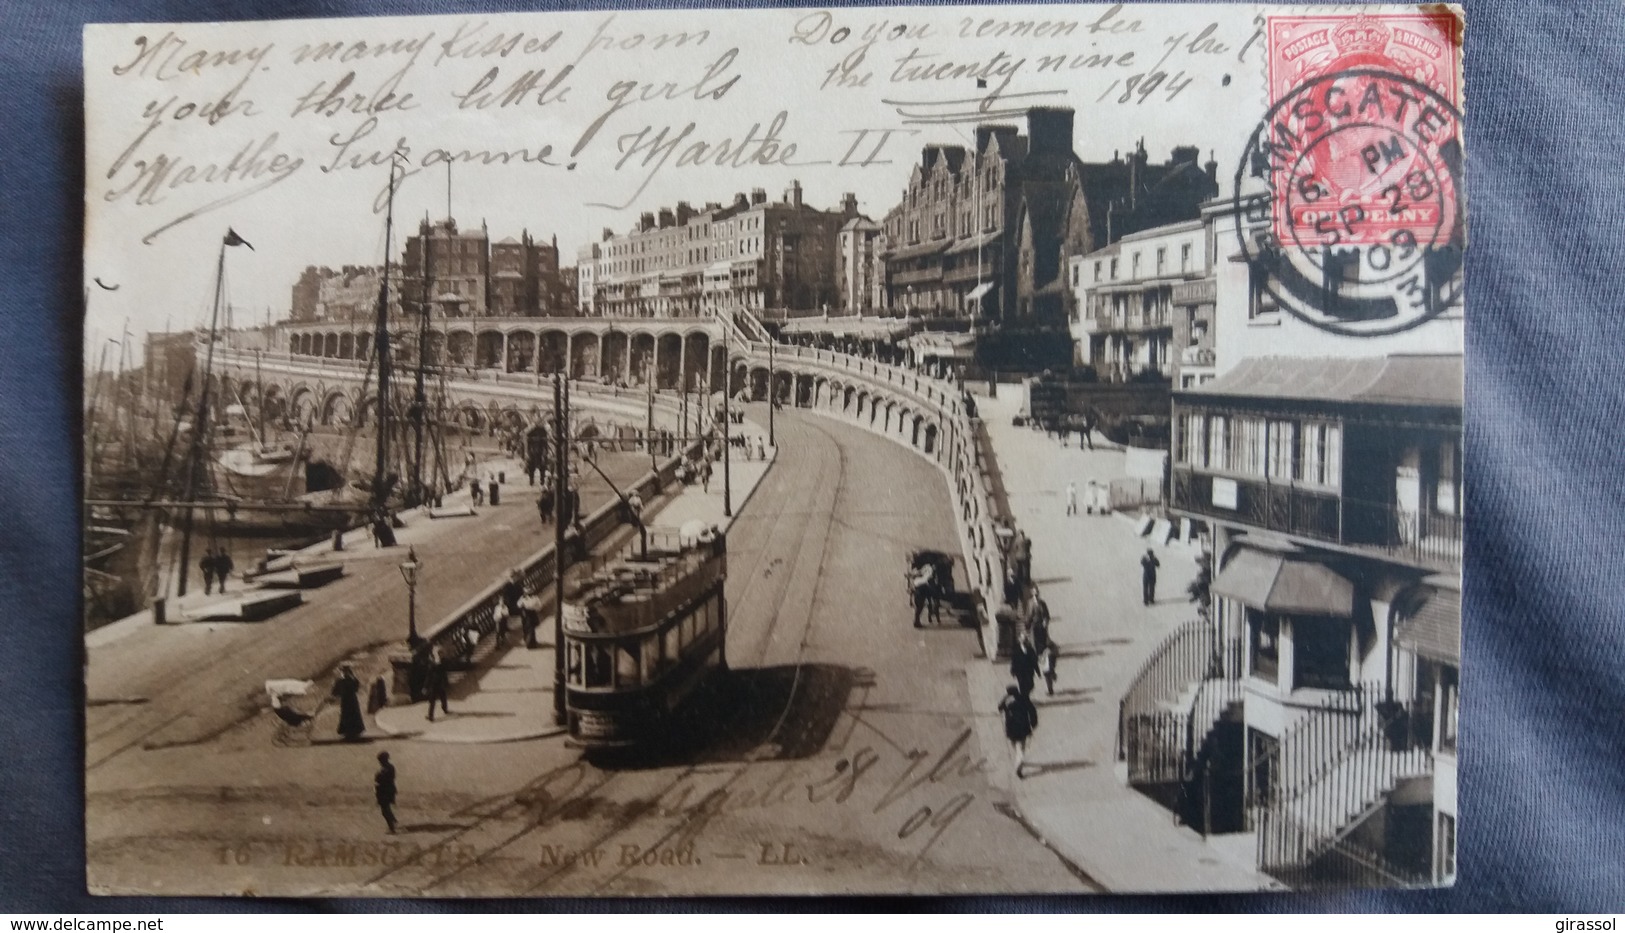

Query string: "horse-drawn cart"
[[906, 549, 960, 628]]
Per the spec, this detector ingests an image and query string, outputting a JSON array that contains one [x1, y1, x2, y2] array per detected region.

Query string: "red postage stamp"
[[1262, 10, 1464, 249]]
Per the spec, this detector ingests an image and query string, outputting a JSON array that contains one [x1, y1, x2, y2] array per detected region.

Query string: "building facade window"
[[1438, 665, 1458, 754], [1156, 247, 1166, 274], [1249, 609, 1280, 683], [1300, 422, 1343, 488], [1109, 257, 1119, 280], [1181, 243, 1192, 272], [1293, 616, 1352, 690], [1248, 728, 1279, 809], [1249, 266, 1280, 319], [1094, 261, 1103, 282], [1436, 813, 1457, 883], [1268, 420, 1296, 479]]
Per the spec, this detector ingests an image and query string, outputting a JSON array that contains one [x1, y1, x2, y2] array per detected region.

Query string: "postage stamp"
[[1236, 9, 1465, 335]]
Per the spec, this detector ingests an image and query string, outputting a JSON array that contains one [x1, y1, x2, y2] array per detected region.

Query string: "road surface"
[[86, 409, 1089, 896]]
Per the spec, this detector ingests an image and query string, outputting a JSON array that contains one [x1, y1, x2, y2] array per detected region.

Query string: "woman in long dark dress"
[[332, 664, 366, 741]]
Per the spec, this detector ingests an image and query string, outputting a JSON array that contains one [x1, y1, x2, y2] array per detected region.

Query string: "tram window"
[[642, 634, 660, 682], [616, 643, 641, 688], [663, 626, 681, 667], [586, 645, 613, 688], [566, 643, 584, 687]]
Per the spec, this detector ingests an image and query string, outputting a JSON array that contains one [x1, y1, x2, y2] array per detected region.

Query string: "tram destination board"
[[80, 1, 1468, 898]]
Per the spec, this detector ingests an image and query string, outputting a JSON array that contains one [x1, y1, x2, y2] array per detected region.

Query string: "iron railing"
[[1117, 620, 1235, 777], [1255, 683, 1434, 886], [1171, 468, 1463, 569], [415, 440, 705, 671]]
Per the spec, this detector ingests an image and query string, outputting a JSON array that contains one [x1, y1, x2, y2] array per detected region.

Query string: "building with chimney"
[[1069, 218, 1216, 385], [837, 216, 884, 314], [402, 218, 490, 318], [590, 183, 862, 318], [576, 242, 602, 315], [288, 265, 396, 324], [488, 232, 563, 317], [878, 109, 1218, 334]]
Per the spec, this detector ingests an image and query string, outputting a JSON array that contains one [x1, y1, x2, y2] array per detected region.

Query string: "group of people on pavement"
[[496, 568, 545, 651], [1000, 593, 1057, 780], [1064, 480, 1111, 517], [197, 547, 235, 595]]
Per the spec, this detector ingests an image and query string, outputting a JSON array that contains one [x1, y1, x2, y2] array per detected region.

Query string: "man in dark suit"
[[374, 752, 398, 834]]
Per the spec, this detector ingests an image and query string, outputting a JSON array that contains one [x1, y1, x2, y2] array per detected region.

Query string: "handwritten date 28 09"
[[459, 727, 988, 868]]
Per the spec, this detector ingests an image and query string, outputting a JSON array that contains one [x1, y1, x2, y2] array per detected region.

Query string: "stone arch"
[[923, 421, 938, 454], [538, 330, 569, 375], [321, 389, 352, 426], [454, 401, 487, 431], [338, 332, 355, 360], [656, 333, 683, 389], [475, 330, 505, 369], [444, 329, 473, 367], [682, 332, 710, 392], [629, 332, 657, 386], [570, 331, 600, 380], [506, 331, 536, 373], [600, 329, 628, 383]]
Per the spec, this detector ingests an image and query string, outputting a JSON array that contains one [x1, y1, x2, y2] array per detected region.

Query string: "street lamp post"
[[398, 546, 421, 644], [767, 333, 776, 448], [722, 320, 733, 518]]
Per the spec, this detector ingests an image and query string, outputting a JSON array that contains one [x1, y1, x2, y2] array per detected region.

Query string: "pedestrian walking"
[[374, 752, 398, 834], [700, 458, 712, 493], [998, 686, 1039, 779], [367, 674, 389, 714], [1010, 635, 1040, 698], [1029, 597, 1051, 656], [331, 664, 366, 742], [756, 436, 767, 460], [519, 586, 544, 649], [424, 645, 450, 722], [1086, 479, 1102, 515], [199, 551, 217, 595], [214, 548, 235, 593], [536, 491, 553, 527], [1141, 548, 1161, 606], [1065, 481, 1077, 516], [498, 570, 523, 648], [470, 480, 483, 507], [1041, 639, 1059, 696]]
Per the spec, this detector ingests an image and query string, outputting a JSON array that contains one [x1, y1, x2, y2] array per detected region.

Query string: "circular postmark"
[[1234, 68, 1465, 337]]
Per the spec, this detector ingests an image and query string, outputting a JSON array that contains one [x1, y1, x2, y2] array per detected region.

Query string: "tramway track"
[[374, 409, 850, 896]]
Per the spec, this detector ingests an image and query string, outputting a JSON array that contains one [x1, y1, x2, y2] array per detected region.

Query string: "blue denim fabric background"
[[3, 0, 1620, 913]]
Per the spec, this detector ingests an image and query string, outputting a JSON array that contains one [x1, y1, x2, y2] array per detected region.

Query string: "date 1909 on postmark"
[[1236, 10, 1465, 336]]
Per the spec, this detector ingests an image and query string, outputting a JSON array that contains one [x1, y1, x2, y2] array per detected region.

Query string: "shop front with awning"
[[1215, 545, 1359, 693]]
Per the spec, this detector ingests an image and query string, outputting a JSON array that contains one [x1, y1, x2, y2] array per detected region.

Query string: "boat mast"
[[411, 214, 433, 506], [372, 162, 398, 509], [176, 237, 229, 597]]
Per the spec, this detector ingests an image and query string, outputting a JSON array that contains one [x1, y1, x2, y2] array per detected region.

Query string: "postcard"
[[83, 3, 1465, 896]]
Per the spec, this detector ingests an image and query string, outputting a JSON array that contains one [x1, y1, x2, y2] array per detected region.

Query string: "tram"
[[560, 526, 728, 748]]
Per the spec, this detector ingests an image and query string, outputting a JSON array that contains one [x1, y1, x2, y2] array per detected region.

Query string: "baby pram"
[[266, 679, 325, 746]]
